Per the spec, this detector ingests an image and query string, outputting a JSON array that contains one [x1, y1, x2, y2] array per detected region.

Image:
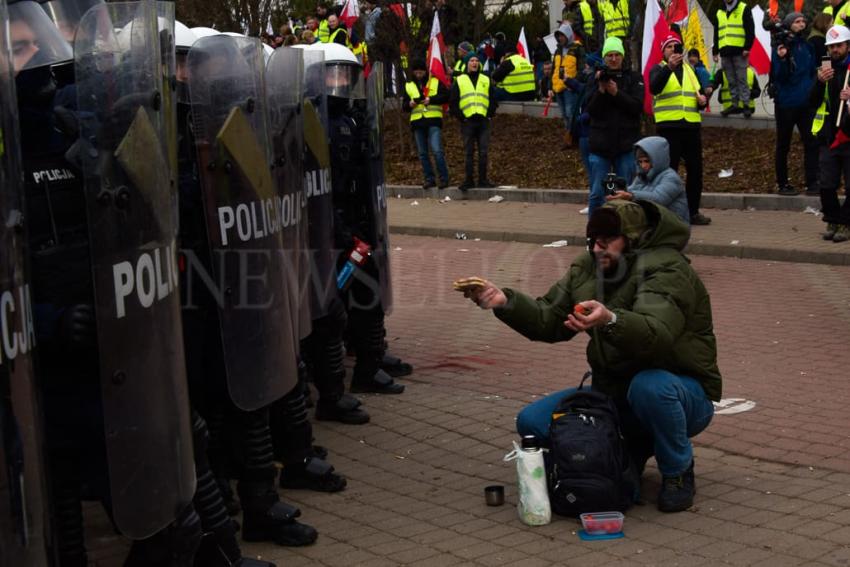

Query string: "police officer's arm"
[[493, 267, 580, 343], [649, 63, 673, 95], [601, 260, 694, 360], [490, 58, 515, 83]]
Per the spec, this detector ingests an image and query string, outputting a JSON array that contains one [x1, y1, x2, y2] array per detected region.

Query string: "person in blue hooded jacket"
[[771, 12, 819, 196], [607, 136, 691, 226]]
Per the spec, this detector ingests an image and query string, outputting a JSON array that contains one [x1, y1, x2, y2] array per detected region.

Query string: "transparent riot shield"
[[365, 61, 393, 313], [187, 35, 297, 409], [300, 50, 336, 319], [0, 3, 50, 563], [266, 47, 311, 342], [74, 0, 195, 539]]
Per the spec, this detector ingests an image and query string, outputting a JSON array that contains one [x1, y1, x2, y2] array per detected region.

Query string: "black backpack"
[[547, 377, 638, 517]]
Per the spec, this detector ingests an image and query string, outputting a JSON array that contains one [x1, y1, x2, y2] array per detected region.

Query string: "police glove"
[[59, 304, 96, 349]]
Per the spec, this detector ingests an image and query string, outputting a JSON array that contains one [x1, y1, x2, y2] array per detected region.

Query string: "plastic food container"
[[580, 511, 624, 535]]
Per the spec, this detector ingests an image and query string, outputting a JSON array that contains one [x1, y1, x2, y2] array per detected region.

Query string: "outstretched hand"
[[454, 277, 507, 310]]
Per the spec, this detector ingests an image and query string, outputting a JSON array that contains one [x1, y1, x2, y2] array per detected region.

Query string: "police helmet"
[[7, 0, 73, 74], [308, 42, 364, 100]]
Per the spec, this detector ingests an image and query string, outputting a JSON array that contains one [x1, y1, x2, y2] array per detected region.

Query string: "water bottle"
[[504, 436, 551, 526]]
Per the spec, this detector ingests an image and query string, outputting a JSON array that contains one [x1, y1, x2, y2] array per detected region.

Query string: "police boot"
[[279, 456, 347, 493], [53, 484, 88, 567], [380, 352, 413, 378], [237, 409, 317, 546], [349, 311, 404, 394], [124, 504, 202, 567], [315, 393, 370, 424], [237, 479, 318, 547], [350, 368, 405, 394]]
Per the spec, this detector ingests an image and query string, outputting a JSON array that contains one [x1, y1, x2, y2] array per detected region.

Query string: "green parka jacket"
[[494, 200, 722, 403]]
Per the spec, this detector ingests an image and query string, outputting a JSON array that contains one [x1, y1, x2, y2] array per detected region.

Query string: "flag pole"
[[837, 66, 850, 128]]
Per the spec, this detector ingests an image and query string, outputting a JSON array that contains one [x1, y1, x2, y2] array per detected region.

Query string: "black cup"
[[484, 485, 505, 506]]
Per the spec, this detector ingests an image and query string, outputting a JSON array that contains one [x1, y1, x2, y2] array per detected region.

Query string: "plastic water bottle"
[[504, 436, 551, 526]]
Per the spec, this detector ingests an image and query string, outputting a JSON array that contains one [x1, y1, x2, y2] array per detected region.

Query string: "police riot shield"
[[0, 3, 50, 563], [187, 35, 297, 409], [266, 47, 311, 342], [74, 1, 195, 539], [364, 61, 393, 313], [300, 50, 336, 319]]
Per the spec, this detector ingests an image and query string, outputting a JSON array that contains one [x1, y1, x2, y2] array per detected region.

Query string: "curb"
[[387, 185, 820, 213], [389, 224, 850, 267]]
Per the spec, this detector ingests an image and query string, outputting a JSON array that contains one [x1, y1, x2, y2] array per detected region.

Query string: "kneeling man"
[[462, 200, 721, 512]]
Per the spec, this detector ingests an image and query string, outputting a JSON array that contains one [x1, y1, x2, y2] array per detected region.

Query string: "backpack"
[[547, 376, 638, 517]]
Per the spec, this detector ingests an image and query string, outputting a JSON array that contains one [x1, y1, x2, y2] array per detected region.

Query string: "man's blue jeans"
[[556, 89, 577, 131], [588, 151, 635, 215], [413, 125, 449, 184], [516, 369, 715, 476]]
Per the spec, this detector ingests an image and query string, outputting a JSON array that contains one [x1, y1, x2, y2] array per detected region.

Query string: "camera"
[[769, 21, 795, 49], [604, 172, 627, 196], [598, 65, 623, 83]]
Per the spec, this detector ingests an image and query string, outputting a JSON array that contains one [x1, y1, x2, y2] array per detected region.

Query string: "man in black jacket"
[[809, 25, 850, 243], [586, 36, 644, 215]]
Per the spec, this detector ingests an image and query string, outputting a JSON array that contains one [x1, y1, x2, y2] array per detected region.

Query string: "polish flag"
[[748, 5, 772, 75], [516, 26, 530, 61], [426, 12, 450, 86], [340, 0, 360, 29], [641, 0, 670, 114]]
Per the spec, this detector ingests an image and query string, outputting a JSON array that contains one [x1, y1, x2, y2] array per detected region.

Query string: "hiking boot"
[[658, 461, 695, 513], [458, 180, 473, 192], [832, 225, 850, 243], [720, 106, 734, 117], [777, 183, 798, 196], [422, 180, 436, 190], [823, 223, 838, 241], [742, 108, 753, 118], [477, 180, 496, 189], [690, 213, 712, 226], [438, 179, 449, 189]]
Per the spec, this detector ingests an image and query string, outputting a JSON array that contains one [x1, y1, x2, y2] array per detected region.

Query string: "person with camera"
[[770, 13, 819, 196], [808, 25, 850, 242], [650, 33, 709, 225], [459, 199, 721, 513], [403, 58, 451, 190], [713, 0, 755, 117], [585, 37, 644, 216], [606, 136, 690, 225]]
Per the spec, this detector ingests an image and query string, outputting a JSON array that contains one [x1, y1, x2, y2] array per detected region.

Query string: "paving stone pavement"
[[388, 198, 850, 266], [87, 235, 850, 566]]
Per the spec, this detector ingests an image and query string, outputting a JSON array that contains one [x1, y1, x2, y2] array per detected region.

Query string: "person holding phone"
[[649, 33, 711, 225], [771, 13, 819, 196]]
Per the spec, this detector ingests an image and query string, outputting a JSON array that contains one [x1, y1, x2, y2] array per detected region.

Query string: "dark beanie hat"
[[586, 207, 622, 240], [783, 11, 804, 27], [410, 58, 427, 72]]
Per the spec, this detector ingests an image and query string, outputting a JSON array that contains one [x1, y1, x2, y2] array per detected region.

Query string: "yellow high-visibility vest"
[[812, 91, 828, 134], [718, 67, 757, 111], [317, 19, 330, 43], [579, 1, 595, 37], [717, 2, 747, 49], [457, 74, 490, 118], [598, 0, 629, 38], [653, 63, 702, 124], [406, 78, 443, 122], [328, 27, 350, 48], [499, 54, 536, 94]]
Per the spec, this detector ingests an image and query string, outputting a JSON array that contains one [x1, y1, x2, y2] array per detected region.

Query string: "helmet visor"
[[325, 63, 364, 99], [8, 1, 73, 73], [41, 0, 103, 42]]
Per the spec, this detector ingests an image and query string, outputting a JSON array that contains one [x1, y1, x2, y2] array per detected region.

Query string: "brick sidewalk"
[[388, 197, 850, 266], [88, 235, 850, 566]]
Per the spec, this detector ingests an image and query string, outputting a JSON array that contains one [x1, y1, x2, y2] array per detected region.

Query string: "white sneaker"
[[579, 207, 589, 215]]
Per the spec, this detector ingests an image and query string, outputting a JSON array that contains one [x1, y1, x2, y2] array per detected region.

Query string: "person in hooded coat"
[[550, 22, 585, 147], [607, 136, 691, 226]]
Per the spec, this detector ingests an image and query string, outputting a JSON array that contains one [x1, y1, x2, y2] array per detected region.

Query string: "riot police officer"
[[311, 43, 406, 395], [19, 0, 201, 564]]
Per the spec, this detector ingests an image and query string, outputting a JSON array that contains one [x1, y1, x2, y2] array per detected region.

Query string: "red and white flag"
[[426, 12, 450, 86], [749, 5, 772, 75], [641, 0, 670, 114], [516, 26, 530, 61], [340, 0, 360, 29]]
